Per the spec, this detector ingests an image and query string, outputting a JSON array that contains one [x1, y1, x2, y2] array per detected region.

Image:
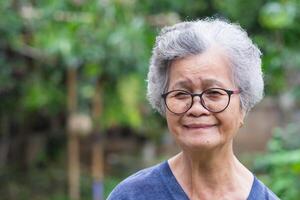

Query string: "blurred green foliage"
[[254, 123, 300, 199], [0, 0, 300, 199], [0, 164, 121, 200]]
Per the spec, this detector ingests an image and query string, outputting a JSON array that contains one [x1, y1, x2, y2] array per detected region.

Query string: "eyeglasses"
[[161, 88, 240, 114]]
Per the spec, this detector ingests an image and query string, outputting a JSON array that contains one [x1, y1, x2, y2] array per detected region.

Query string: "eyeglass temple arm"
[[232, 89, 240, 94]]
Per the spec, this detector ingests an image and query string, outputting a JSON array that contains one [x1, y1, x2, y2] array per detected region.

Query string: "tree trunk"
[[68, 134, 80, 200], [67, 67, 80, 200], [0, 114, 9, 168], [91, 79, 104, 200]]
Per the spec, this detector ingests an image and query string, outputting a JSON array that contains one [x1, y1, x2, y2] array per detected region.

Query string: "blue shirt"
[[108, 161, 280, 200]]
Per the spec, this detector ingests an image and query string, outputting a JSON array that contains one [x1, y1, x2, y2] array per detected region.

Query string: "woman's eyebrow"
[[171, 80, 192, 90], [201, 79, 225, 88], [170, 78, 226, 90]]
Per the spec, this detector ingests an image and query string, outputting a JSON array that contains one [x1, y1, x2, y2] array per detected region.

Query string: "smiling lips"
[[184, 123, 217, 129]]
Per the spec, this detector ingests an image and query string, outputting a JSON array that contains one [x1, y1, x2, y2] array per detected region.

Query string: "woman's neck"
[[168, 145, 253, 200]]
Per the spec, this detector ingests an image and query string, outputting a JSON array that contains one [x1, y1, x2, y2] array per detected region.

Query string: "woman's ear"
[[239, 120, 244, 128], [239, 110, 246, 128]]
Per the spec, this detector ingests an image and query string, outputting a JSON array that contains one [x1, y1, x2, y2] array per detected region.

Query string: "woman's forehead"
[[168, 51, 234, 89]]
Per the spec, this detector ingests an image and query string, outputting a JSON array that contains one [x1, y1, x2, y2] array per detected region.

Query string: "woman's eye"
[[172, 92, 189, 98], [207, 91, 221, 95], [205, 90, 224, 97]]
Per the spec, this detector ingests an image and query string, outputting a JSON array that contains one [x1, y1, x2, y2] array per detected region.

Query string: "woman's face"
[[165, 49, 245, 151]]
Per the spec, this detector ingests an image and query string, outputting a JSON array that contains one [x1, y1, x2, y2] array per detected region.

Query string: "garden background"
[[0, 0, 300, 199]]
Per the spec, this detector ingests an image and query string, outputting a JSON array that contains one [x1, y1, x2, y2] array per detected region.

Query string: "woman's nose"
[[186, 96, 210, 116]]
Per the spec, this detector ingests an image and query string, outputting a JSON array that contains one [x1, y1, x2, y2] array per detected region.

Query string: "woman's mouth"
[[183, 124, 217, 129]]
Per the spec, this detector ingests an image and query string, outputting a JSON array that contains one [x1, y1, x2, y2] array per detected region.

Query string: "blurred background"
[[0, 0, 300, 199]]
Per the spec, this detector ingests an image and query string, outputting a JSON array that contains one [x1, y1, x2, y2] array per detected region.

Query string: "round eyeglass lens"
[[165, 90, 192, 114], [201, 88, 230, 112]]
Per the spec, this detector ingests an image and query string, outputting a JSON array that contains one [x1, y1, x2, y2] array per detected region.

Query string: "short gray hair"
[[147, 18, 264, 116]]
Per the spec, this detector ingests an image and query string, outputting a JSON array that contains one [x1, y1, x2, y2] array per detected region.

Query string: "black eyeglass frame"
[[161, 88, 240, 115]]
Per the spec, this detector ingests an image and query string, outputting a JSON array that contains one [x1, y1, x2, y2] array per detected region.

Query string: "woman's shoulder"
[[247, 176, 280, 200], [107, 161, 168, 200]]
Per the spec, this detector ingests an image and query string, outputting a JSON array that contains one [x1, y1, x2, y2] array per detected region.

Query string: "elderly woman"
[[108, 18, 279, 200]]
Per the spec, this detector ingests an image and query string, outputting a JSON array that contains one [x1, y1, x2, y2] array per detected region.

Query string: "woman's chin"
[[177, 136, 222, 151]]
